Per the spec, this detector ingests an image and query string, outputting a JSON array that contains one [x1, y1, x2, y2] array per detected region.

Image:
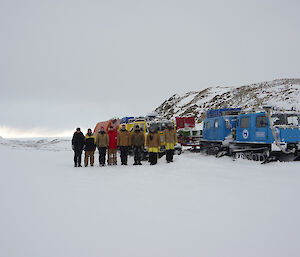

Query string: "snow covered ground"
[[1, 138, 300, 257]]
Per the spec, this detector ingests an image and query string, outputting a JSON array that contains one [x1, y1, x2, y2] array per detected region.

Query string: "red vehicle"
[[94, 119, 120, 133], [176, 117, 195, 129], [176, 116, 201, 149]]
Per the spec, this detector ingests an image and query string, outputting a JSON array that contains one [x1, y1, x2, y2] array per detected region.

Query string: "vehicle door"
[[254, 115, 268, 142], [236, 115, 251, 142]]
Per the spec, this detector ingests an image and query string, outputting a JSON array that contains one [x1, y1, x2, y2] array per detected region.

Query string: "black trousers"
[[98, 147, 107, 165], [166, 149, 174, 162], [120, 146, 129, 165], [74, 149, 83, 165], [149, 152, 158, 165], [133, 146, 142, 164]]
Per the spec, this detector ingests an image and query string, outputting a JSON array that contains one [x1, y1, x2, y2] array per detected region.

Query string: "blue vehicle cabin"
[[236, 112, 300, 144], [203, 108, 241, 141], [235, 112, 271, 143]]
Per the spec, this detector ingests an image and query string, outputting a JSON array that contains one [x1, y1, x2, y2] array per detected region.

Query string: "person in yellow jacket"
[[146, 126, 161, 165], [96, 126, 109, 166], [164, 123, 178, 163], [117, 124, 131, 165], [84, 128, 96, 167]]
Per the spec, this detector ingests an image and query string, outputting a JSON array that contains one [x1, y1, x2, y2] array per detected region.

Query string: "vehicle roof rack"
[[206, 108, 241, 118]]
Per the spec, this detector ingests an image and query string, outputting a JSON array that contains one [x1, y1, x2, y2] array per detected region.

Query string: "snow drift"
[[0, 138, 300, 257]]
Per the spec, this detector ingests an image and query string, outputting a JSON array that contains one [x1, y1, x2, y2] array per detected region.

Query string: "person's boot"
[[74, 163, 77, 167]]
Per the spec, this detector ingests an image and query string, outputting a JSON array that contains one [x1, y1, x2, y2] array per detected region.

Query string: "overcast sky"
[[0, 0, 299, 137]]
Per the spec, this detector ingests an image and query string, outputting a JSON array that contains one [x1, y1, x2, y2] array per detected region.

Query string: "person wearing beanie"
[[107, 126, 118, 165], [71, 127, 85, 167], [84, 128, 96, 167], [131, 125, 145, 165], [164, 123, 178, 163], [96, 126, 109, 166], [146, 126, 161, 165], [117, 124, 131, 165]]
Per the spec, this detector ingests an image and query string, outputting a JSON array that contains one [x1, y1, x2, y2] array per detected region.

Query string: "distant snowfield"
[[0, 138, 300, 257]]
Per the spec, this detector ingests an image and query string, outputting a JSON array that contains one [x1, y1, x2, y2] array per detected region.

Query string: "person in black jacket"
[[72, 128, 85, 167]]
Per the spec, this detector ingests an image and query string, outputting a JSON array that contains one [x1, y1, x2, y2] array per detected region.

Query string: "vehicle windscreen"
[[151, 122, 173, 131], [287, 115, 300, 126], [272, 114, 300, 126], [272, 114, 286, 125]]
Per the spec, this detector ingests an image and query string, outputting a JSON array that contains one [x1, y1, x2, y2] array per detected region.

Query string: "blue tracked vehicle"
[[201, 107, 300, 162]]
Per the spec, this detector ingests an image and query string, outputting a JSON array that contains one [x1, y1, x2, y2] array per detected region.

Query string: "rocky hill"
[[154, 79, 300, 122]]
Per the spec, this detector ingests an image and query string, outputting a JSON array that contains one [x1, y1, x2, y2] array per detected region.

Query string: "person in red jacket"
[[107, 126, 118, 165]]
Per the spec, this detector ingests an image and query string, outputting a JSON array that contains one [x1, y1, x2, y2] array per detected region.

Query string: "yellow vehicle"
[[118, 118, 135, 132]]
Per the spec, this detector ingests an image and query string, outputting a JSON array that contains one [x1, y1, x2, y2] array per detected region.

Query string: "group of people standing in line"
[[71, 123, 178, 167]]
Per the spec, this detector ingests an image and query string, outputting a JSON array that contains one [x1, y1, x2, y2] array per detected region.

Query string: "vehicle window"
[[256, 116, 267, 127], [214, 119, 218, 129], [287, 115, 299, 126], [240, 116, 250, 128], [149, 124, 158, 131], [207, 122, 211, 130], [272, 114, 286, 125], [192, 130, 198, 136], [225, 119, 231, 129]]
